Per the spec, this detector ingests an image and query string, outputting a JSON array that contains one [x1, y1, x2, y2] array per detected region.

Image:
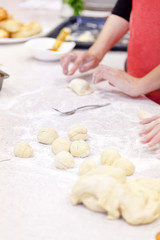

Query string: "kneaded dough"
[[68, 125, 88, 141], [112, 157, 135, 176], [51, 137, 71, 154], [100, 148, 121, 165], [70, 166, 125, 218], [79, 159, 97, 176], [86, 165, 126, 183], [67, 78, 93, 96], [70, 166, 160, 225], [55, 151, 74, 169], [70, 140, 90, 157], [37, 127, 58, 145], [14, 141, 33, 158], [137, 110, 152, 120], [120, 178, 160, 225]]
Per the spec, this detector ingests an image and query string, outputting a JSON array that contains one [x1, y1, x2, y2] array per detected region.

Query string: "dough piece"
[[0, 19, 21, 33], [37, 127, 58, 145], [79, 159, 97, 176], [14, 141, 33, 158], [11, 22, 42, 38], [100, 148, 121, 165], [112, 157, 135, 176], [70, 140, 90, 157], [78, 31, 95, 42], [86, 166, 126, 184], [68, 125, 88, 141], [70, 166, 125, 218], [51, 137, 71, 154], [120, 178, 160, 225], [137, 110, 152, 120], [0, 28, 9, 38], [0, 8, 8, 21], [55, 151, 74, 169], [68, 78, 93, 96]]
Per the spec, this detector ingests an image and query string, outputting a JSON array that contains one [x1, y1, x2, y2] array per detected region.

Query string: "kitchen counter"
[[0, 1, 160, 240]]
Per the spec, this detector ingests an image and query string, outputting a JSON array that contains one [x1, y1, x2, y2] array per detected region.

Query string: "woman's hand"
[[139, 115, 160, 147], [60, 50, 100, 76], [92, 64, 142, 97]]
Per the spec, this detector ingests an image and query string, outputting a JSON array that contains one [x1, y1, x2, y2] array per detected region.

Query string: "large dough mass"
[[70, 166, 160, 225]]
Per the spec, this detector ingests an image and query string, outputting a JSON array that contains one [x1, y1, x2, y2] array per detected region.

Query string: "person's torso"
[[127, 0, 160, 104]]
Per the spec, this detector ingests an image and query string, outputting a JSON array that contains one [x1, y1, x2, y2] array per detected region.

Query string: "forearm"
[[88, 14, 129, 61], [138, 65, 160, 95]]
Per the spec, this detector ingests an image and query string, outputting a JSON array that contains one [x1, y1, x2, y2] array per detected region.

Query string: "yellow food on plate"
[[11, 22, 42, 38], [0, 7, 8, 21], [0, 19, 21, 33], [0, 28, 9, 38]]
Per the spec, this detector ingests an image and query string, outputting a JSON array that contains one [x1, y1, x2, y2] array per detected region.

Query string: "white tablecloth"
[[0, 1, 160, 240]]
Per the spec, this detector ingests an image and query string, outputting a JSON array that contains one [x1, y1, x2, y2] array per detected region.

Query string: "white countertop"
[[0, 1, 160, 240]]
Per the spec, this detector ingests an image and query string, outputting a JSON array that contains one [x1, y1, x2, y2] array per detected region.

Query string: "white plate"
[[25, 37, 76, 61], [0, 27, 54, 44]]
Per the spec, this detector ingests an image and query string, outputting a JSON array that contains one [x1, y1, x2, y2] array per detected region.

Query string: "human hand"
[[139, 115, 160, 147], [92, 64, 141, 97], [60, 50, 100, 76]]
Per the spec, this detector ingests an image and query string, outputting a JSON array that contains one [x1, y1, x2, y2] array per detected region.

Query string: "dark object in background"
[[0, 70, 9, 90], [48, 16, 129, 51]]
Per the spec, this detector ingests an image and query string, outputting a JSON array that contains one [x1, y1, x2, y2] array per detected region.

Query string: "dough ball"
[[120, 178, 160, 225], [0, 19, 21, 33], [14, 141, 33, 158], [68, 78, 93, 96], [100, 148, 121, 165], [68, 125, 88, 141], [78, 31, 95, 42], [11, 21, 42, 38], [137, 110, 152, 120], [112, 157, 135, 176], [0, 8, 8, 21], [51, 137, 71, 154], [55, 151, 74, 169], [79, 159, 97, 176], [70, 140, 90, 157], [37, 127, 58, 145], [0, 28, 9, 38]]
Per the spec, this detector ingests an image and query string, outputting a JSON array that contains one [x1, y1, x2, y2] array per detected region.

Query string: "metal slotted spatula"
[[52, 103, 111, 115]]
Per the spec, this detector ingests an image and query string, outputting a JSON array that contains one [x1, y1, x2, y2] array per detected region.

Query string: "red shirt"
[[127, 0, 160, 104]]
